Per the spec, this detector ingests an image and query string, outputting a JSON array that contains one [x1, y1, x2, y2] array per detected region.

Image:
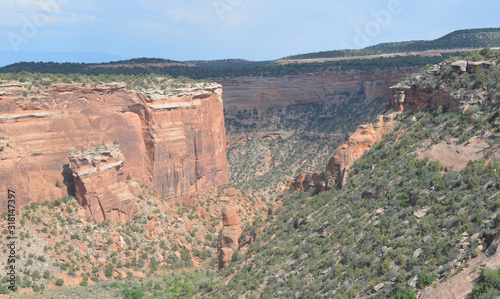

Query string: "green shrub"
[[471, 268, 500, 299], [122, 287, 145, 299], [104, 263, 115, 278], [397, 193, 411, 208], [55, 278, 64, 286], [416, 272, 436, 289]]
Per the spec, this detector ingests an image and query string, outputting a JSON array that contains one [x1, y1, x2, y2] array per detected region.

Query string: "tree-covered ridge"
[[0, 55, 446, 79], [0, 72, 213, 92], [284, 28, 500, 60], [208, 104, 500, 298], [96, 57, 180, 65]]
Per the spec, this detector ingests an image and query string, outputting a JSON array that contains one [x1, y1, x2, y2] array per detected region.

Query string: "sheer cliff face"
[[0, 83, 229, 211]]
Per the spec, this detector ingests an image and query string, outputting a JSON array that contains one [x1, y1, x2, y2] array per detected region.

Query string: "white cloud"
[[0, 0, 95, 27]]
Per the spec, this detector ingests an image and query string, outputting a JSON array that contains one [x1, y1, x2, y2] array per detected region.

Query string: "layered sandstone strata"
[[0, 82, 229, 212], [217, 69, 416, 114], [389, 85, 462, 113]]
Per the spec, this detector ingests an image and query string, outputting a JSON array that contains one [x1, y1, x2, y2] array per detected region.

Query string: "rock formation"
[[389, 85, 462, 113], [325, 114, 396, 189], [292, 172, 327, 192], [218, 205, 242, 269], [389, 59, 497, 113], [0, 82, 229, 212], [292, 114, 396, 191], [68, 143, 137, 223]]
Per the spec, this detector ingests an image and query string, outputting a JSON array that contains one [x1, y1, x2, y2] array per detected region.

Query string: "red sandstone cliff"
[[0, 82, 229, 212], [325, 114, 396, 189]]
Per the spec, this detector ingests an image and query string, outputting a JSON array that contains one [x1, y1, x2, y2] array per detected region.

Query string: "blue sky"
[[0, 0, 499, 66]]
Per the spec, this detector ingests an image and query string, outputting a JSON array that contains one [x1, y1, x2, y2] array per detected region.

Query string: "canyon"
[[217, 67, 417, 141], [0, 82, 229, 218], [0, 67, 417, 218]]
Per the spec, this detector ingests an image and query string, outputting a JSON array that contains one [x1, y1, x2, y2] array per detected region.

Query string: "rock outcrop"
[[68, 143, 137, 223], [389, 85, 462, 113], [389, 59, 497, 113], [292, 172, 327, 192], [292, 114, 396, 191], [218, 205, 242, 269], [0, 82, 229, 212], [417, 138, 489, 172], [325, 114, 396, 189]]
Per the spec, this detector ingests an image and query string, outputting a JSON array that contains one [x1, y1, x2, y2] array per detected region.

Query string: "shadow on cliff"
[[62, 164, 75, 197]]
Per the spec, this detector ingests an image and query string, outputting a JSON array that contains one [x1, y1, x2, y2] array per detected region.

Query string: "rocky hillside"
[[202, 49, 500, 298], [0, 185, 266, 296], [0, 73, 228, 215]]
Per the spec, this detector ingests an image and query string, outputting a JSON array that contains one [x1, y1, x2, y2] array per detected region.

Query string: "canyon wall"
[[0, 83, 229, 214], [217, 68, 416, 145], [217, 68, 417, 115]]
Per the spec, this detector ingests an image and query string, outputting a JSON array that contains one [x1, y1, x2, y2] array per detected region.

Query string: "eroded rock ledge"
[[68, 143, 137, 223]]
